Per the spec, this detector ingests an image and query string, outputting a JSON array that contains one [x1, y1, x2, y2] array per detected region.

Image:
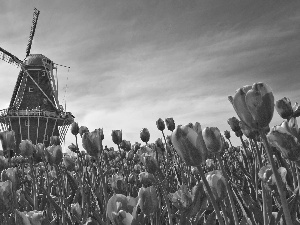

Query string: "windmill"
[[0, 8, 74, 154]]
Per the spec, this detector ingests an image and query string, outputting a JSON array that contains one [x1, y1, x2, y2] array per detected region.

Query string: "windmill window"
[[25, 120, 29, 126], [29, 87, 34, 92], [44, 135, 48, 141]]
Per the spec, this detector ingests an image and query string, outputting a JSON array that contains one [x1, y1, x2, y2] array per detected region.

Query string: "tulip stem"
[[216, 153, 239, 225], [196, 165, 225, 225], [259, 130, 293, 225], [156, 171, 173, 225]]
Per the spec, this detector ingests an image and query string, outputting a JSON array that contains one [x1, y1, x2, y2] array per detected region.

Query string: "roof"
[[24, 54, 52, 67]]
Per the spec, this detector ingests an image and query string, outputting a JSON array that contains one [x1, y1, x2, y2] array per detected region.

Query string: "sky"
[[0, 0, 300, 152]]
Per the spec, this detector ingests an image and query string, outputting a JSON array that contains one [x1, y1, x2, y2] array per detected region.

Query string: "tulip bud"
[[206, 170, 226, 202], [0, 130, 16, 157], [138, 186, 159, 216], [202, 127, 223, 154], [275, 97, 293, 119], [127, 151, 134, 161], [68, 143, 79, 154], [79, 126, 89, 137], [156, 118, 165, 131], [171, 123, 208, 166], [293, 102, 300, 118], [143, 155, 158, 174], [140, 128, 150, 143], [70, 122, 80, 136], [239, 121, 259, 139], [50, 136, 60, 146], [229, 83, 274, 130], [227, 117, 241, 132], [128, 172, 137, 184], [82, 128, 104, 157], [19, 140, 34, 158], [165, 118, 175, 132], [112, 130, 122, 145], [224, 130, 231, 139]]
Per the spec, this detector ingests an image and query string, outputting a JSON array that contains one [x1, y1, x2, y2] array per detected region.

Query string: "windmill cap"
[[24, 54, 52, 67]]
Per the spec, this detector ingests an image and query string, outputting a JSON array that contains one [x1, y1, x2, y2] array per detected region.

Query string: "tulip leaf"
[[66, 171, 78, 192], [42, 188, 62, 216]]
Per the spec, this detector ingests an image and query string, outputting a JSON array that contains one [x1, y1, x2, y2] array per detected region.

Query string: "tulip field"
[[1, 82, 300, 225]]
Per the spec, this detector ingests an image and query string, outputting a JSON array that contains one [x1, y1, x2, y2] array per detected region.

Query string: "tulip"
[[112, 130, 122, 145], [258, 165, 287, 191], [275, 97, 293, 119], [110, 174, 126, 194], [84, 217, 100, 225], [19, 140, 34, 158], [140, 128, 150, 143], [139, 172, 155, 187], [106, 194, 138, 224], [0, 130, 16, 156], [206, 159, 215, 171], [224, 130, 231, 139], [165, 118, 175, 131], [143, 154, 159, 174], [0, 180, 13, 213], [82, 128, 104, 157], [70, 122, 80, 136], [202, 127, 223, 154], [171, 122, 208, 166], [169, 185, 193, 208], [50, 136, 60, 146], [112, 210, 133, 225], [156, 118, 165, 131], [228, 82, 274, 130], [206, 170, 226, 203], [26, 210, 45, 225], [79, 126, 89, 137], [267, 119, 300, 162], [15, 209, 32, 225], [63, 155, 75, 171], [33, 143, 44, 163], [138, 186, 159, 216], [1, 167, 20, 190], [46, 145, 63, 166], [120, 140, 131, 152], [0, 156, 8, 171]]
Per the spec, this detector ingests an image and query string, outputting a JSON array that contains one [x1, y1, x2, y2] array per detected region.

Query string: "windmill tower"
[[0, 8, 74, 154]]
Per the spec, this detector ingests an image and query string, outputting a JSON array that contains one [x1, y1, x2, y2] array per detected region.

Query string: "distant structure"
[[0, 8, 74, 153]]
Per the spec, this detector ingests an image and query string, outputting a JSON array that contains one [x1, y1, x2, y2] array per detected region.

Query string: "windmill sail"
[[25, 8, 40, 57]]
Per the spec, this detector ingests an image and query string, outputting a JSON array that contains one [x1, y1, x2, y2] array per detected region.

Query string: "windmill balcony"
[[0, 108, 74, 125]]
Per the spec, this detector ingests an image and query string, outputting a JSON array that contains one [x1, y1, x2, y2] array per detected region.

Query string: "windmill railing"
[[0, 108, 73, 121]]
